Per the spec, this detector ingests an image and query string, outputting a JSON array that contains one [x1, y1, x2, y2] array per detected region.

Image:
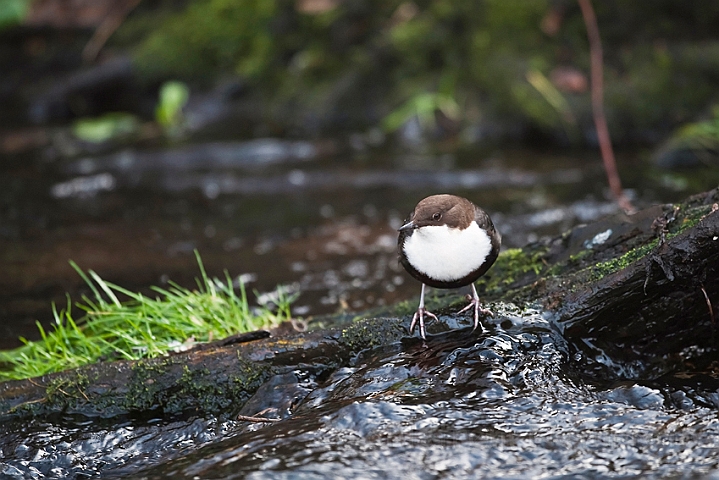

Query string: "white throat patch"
[[403, 221, 492, 281]]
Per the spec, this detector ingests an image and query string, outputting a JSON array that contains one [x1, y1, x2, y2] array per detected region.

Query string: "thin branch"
[[577, 0, 635, 214], [83, 0, 142, 63]]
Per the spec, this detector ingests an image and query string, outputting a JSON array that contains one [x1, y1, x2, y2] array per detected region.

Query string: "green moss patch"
[[475, 246, 549, 296]]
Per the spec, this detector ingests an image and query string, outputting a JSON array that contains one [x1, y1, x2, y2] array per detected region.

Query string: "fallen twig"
[[700, 286, 715, 323], [236, 415, 282, 423]]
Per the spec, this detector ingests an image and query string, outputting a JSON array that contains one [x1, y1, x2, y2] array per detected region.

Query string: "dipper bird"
[[398, 194, 501, 339]]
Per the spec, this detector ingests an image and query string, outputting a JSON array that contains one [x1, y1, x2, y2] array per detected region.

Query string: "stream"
[[2, 137, 718, 478]]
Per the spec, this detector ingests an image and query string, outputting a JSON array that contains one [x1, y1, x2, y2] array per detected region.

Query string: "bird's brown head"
[[400, 194, 475, 231]]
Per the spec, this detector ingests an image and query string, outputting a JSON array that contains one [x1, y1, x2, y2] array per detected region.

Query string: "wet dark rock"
[[556, 191, 719, 382], [155, 166, 583, 198], [28, 56, 139, 124], [62, 138, 324, 175], [653, 145, 719, 170]]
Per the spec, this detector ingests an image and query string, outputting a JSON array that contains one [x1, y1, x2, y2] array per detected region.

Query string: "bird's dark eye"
[[432, 212, 442, 221]]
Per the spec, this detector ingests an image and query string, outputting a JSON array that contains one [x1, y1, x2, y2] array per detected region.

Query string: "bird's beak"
[[398, 221, 416, 232]]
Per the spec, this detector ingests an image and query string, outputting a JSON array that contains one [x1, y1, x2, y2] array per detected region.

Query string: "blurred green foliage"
[[134, 0, 279, 81], [120, 0, 719, 140], [655, 105, 719, 167], [674, 110, 719, 150], [155, 80, 190, 130], [0, 0, 28, 29], [72, 113, 140, 143]]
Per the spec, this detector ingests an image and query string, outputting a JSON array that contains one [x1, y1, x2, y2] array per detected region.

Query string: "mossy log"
[[0, 320, 407, 418], [483, 188, 719, 382], [1, 188, 718, 419]]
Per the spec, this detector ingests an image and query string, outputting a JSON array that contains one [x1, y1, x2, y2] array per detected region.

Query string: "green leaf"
[[155, 80, 190, 128], [72, 113, 140, 143]]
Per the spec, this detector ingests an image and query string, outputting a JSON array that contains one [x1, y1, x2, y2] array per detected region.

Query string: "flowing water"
[[1, 137, 718, 478], [3, 306, 719, 478]]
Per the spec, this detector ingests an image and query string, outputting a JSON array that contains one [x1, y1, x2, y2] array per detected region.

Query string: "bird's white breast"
[[403, 221, 492, 281]]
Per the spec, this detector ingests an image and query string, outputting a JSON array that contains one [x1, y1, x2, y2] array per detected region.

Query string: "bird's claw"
[[410, 307, 438, 340], [457, 297, 492, 333]]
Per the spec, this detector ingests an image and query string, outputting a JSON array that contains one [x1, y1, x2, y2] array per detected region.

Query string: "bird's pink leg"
[[410, 283, 438, 340], [457, 283, 493, 332]]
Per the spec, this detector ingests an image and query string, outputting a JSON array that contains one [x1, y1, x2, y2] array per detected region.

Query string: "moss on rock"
[[339, 317, 408, 352]]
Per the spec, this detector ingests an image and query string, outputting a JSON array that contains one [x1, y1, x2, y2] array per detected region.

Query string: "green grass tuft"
[[0, 251, 295, 382]]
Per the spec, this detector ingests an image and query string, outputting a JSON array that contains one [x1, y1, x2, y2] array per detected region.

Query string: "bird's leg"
[[409, 283, 438, 340], [457, 283, 493, 332]]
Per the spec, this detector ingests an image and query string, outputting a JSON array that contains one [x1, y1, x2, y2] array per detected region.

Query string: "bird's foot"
[[458, 296, 492, 333], [410, 307, 438, 340]]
